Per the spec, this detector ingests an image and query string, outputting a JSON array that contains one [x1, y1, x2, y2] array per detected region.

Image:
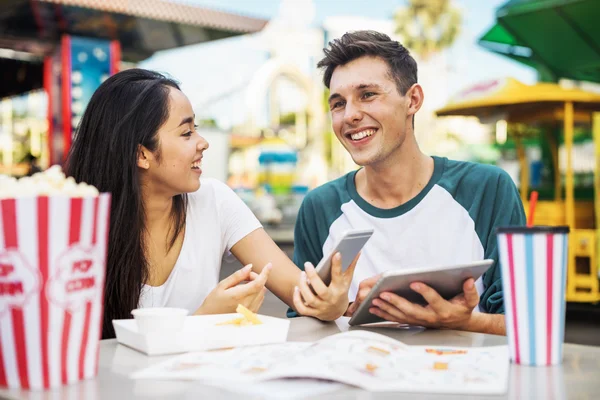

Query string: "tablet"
[[314, 228, 374, 285], [348, 259, 494, 326]]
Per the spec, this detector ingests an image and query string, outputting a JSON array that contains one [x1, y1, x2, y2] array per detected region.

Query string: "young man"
[[290, 31, 525, 335]]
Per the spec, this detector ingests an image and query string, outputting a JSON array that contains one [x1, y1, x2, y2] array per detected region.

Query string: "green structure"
[[479, 0, 600, 83]]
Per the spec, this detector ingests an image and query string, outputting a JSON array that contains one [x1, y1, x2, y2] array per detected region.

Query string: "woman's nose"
[[197, 134, 209, 150]]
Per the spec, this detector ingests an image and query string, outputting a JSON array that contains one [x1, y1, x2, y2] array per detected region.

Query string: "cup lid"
[[496, 225, 570, 234]]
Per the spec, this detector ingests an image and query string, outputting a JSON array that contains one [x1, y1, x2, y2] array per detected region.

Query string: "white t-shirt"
[[138, 178, 262, 313]]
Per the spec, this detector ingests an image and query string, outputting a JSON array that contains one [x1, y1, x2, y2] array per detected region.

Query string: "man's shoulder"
[[302, 172, 351, 206], [440, 158, 514, 191], [437, 158, 523, 227]]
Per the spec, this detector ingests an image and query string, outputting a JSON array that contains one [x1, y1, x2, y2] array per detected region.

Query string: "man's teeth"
[[350, 129, 376, 141], [191, 160, 202, 168]]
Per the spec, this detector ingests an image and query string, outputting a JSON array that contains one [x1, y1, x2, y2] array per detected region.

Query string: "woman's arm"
[[230, 228, 358, 320], [213, 179, 354, 320], [230, 228, 300, 309]]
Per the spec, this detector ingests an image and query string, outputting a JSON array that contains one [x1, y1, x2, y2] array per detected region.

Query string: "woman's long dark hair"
[[65, 68, 187, 339]]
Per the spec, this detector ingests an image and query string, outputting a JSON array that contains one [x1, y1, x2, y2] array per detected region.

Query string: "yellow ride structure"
[[436, 78, 600, 303]]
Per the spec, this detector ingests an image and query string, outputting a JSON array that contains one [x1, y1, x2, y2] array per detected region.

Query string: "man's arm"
[[370, 278, 498, 333], [462, 312, 505, 336]]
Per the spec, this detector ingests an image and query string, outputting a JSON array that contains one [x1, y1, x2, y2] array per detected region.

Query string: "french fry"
[[236, 304, 262, 325], [215, 304, 262, 326], [216, 317, 245, 326]]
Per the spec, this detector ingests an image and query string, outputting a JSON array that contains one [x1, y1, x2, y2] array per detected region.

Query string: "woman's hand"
[[292, 252, 359, 321], [195, 263, 272, 315]]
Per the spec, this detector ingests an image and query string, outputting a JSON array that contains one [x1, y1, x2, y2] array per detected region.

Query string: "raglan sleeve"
[[292, 193, 324, 274], [287, 193, 325, 317], [479, 170, 526, 314]]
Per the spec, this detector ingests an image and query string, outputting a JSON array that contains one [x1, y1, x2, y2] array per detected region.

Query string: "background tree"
[[394, 0, 462, 59]]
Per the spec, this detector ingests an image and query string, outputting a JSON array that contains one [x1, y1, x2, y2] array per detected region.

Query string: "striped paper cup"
[[0, 194, 111, 389], [496, 225, 569, 366], [509, 363, 566, 398]]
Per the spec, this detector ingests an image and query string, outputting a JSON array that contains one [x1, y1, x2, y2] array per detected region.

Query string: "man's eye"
[[362, 92, 376, 99], [332, 101, 345, 110]]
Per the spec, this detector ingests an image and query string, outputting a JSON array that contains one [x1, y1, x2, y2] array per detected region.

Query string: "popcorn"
[[0, 165, 99, 199]]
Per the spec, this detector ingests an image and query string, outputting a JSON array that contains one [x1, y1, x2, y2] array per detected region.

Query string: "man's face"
[[328, 56, 414, 167]]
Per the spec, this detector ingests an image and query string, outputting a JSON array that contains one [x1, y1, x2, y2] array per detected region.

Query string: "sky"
[[140, 0, 536, 128]]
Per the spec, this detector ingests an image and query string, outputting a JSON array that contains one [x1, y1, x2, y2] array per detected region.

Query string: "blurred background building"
[[0, 0, 267, 175]]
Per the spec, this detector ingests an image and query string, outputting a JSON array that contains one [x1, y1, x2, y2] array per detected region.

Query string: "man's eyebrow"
[[328, 92, 342, 103], [357, 83, 383, 90], [328, 83, 384, 103], [178, 116, 195, 127]]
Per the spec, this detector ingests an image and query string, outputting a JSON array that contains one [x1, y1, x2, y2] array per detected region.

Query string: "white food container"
[[113, 313, 291, 356]]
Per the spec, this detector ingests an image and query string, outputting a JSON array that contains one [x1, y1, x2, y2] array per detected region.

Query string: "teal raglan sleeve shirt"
[[291, 178, 347, 271], [476, 169, 527, 314], [289, 162, 526, 317], [291, 194, 324, 271], [437, 161, 527, 314], [287, 196, 322, 318], [438, 161, 525, 314], [288, 179, 348, 317]]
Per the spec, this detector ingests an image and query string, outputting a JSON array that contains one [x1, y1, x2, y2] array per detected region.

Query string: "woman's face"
[[139, 86, 209, 196]]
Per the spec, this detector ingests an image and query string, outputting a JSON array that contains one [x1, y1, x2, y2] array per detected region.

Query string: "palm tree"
[[394, 0, 462, 59]]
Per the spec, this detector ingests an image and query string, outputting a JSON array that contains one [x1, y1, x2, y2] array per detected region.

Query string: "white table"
[[1, 317, 599, 399]]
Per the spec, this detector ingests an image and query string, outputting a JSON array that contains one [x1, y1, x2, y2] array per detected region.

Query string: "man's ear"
[[405, 83, 424, 120], [137, 145, 151, 170]]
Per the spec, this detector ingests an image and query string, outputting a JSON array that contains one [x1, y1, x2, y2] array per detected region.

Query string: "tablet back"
[[348, 259, 494, 326]]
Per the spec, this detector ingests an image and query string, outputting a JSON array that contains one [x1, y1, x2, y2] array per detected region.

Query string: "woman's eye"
[[183, 125, 199, 137], [363, 92, 375, 99]]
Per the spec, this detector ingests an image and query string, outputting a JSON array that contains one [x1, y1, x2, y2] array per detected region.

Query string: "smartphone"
[[313, 228, 374, 285]]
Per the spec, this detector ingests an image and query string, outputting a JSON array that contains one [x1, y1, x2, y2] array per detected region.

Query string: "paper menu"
[[131, 330, 509, 395]]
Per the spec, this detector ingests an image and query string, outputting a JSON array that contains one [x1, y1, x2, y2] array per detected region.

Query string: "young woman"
[[65, 68, 356, 338]]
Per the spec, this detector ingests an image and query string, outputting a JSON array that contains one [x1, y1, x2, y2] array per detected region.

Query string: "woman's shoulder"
[[187, 178, 236, 206]]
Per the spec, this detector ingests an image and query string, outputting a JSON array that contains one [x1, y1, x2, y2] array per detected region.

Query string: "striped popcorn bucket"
[[0, 194, 111, 390], [496, 226, 569, 366]]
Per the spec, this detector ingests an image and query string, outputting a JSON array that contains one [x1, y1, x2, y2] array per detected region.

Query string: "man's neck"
[[356, 141, 434, 209]]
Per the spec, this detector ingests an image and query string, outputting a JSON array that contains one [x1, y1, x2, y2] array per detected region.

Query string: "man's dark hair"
[[317, 30, 418, 96]]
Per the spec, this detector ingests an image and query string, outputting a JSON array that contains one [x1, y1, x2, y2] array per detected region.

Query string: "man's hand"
[[292, 252, 359, 321], [345, 273, 382, 316], [369, 278, 479, 330]]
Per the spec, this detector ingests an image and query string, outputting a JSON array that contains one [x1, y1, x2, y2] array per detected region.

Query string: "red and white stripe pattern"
[[0, 194, 110, 389], [497, 230, 568, 366]]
